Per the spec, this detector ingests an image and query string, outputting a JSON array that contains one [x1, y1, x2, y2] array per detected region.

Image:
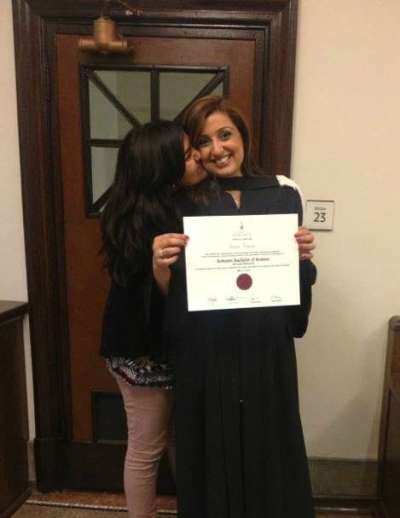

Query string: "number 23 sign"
[[305, 200, 335, 231]]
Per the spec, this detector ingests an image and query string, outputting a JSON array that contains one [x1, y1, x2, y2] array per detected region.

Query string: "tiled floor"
[[14, 507, 374, 518], [14, 507, 128, 518], [13, 491, 175, 517], [12, 491, 375, 517], [17, 491, 175, 516], [25, 491, 176, 512]]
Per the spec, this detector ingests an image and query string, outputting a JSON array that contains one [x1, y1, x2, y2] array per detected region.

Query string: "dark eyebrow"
[[197, 134, 210, 143]]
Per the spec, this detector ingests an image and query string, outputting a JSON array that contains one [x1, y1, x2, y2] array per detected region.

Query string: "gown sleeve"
[[284, 186, 317, 338]]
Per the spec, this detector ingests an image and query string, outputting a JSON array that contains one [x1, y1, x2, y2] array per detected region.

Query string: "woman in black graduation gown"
[[152, 96, 317, 518]]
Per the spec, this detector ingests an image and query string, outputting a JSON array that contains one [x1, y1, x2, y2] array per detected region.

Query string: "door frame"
[[13, 0, 298, 491]]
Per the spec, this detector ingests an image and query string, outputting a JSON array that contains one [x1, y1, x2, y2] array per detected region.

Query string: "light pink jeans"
[[117, 379, 175, 518]]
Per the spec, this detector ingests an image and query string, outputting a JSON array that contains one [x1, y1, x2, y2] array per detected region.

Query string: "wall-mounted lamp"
[[78, 0, 142, 55]]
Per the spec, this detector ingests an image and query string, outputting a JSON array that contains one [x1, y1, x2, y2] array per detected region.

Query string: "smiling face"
[[197, 112, 245, 178], [181, 134, 207, 186]]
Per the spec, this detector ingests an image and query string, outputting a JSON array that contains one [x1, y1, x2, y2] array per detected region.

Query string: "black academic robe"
[[164, 176, 317, 518]]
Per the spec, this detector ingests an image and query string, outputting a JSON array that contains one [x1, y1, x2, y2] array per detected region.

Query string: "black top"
[[163, 177, 316, 518], [100, 271, 165, 361], [215, 175, 279, 191]]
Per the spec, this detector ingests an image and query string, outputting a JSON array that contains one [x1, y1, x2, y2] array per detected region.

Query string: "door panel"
[[56, 32, 259, 449]]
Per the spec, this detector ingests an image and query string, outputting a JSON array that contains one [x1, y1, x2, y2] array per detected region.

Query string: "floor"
[[10, 490, 376, 517], [13, 508, 374, 518]]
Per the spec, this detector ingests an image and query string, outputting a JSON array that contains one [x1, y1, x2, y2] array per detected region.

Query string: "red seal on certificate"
[[236, 273, 252, 290]]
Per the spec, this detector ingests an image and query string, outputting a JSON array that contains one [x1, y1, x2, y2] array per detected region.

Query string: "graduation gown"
[[164, 176, 317, 518]]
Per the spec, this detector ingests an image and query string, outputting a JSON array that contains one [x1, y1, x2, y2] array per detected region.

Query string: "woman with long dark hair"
[[100, 120, 205, 518], [152, 96, 316, 518]]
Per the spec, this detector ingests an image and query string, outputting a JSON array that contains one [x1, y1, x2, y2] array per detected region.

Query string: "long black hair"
[[101, 120, 185, 285]]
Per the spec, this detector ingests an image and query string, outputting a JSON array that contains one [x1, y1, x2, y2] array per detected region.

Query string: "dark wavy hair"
[[101, 121, 185, 285], [181, 95, 263, 177]]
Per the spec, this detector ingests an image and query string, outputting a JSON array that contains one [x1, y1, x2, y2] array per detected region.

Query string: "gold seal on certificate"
[[183, 214, 300, 312]]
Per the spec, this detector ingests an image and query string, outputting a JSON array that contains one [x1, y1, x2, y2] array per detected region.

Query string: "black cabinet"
[[0, 301, 30, 518]]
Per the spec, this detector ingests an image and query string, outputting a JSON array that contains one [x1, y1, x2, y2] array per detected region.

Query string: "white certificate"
[[183, 214, 300, 311]]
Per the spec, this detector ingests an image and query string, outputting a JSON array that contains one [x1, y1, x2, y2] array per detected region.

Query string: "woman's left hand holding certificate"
[[152, 233, 188, 295]]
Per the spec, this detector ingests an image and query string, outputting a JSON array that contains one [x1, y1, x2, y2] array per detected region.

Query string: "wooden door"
[[56, 30, 261, 490], [13, 0, 298, 492]]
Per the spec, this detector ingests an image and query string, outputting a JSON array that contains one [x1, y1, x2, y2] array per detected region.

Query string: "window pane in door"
[[159, 72, 223, 120], [90, 146, 119, 204], [89, 81, 132, 139], [96, 70, 151, 124]]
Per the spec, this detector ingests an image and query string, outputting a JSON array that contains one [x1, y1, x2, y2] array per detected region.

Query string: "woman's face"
[[197, 111, 244, 178], [182, 134, 207, 186]]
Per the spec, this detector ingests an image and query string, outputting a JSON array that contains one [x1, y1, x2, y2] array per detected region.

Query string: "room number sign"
[[305, 200, 335, 231]]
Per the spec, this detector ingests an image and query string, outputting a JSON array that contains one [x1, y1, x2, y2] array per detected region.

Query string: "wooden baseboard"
[[376, 498, 400, 518], [27, 440, 36, 484], [314, 496, 382, 516], [0, 487, 32, 518], [34, 436, 63, 492], [310, 458, 378, 499]]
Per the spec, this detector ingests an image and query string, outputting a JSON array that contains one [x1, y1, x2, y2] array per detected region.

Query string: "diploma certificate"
[[183, 214, 300, 311]]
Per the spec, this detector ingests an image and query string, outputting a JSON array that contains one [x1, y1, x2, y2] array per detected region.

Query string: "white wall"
[[0, 0, 35, 439], [1, 0, 399, 460], [0, 2, 26, 297], [292, 0, 400, 459]]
